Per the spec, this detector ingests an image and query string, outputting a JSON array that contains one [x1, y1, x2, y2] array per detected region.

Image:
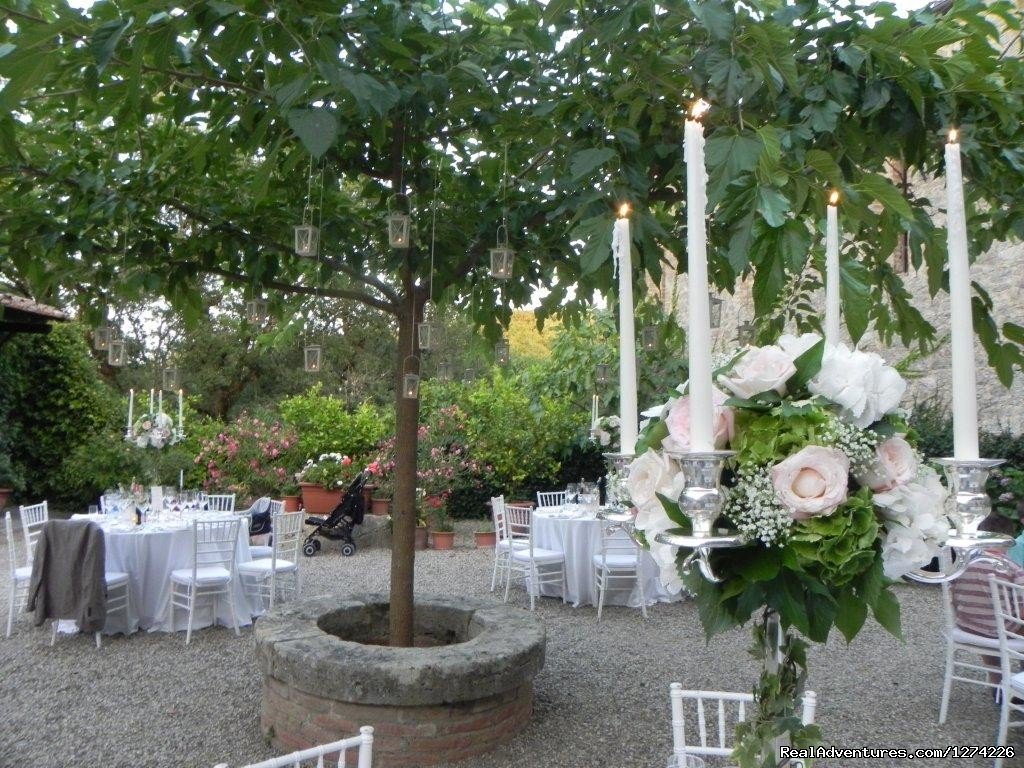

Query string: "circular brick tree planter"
[[255, 593, 546, 767]]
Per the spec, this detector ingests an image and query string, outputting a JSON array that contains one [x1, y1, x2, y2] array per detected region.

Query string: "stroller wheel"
[[340, 542, 356, 557], [303, 541, 318, 557], [312, 538, 322, 551]]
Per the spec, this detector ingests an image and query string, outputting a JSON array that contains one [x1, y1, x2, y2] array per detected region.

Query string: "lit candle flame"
[[618, 203, 631, 218], [828, 190, 839, 206], [689, 99, 711, 120], [948, 128, 958, 143]]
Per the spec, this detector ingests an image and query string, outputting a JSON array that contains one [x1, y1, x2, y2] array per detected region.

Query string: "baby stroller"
[[303, 471, 368, 557]]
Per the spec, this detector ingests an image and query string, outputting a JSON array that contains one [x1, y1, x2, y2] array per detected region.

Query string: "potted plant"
[[281, 479, 302, 512], [429, 507, 456, 550], [473, 520, 496, 548], [297, 453, 361, 514], [0, 452, 24, 510], [414, 508, 429, 550], [368, 467, 393, 516]]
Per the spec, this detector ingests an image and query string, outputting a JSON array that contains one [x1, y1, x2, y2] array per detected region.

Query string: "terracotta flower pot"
[[430, 530, 456, 550], [371, 497, 391, 516], [0, 488, 11, 511], [414, 524, 428, 550], [299, 483, 344, 515], [474, 530, 497, 548], [282, 494, 301, 512]]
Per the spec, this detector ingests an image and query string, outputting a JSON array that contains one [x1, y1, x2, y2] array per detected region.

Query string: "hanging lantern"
[[641, 325, 659, 352], [495, 337, 510, 366], [294, 223, 320, 257], [93, 325, 111, 351], [710, 293, 724, 329], [463, 367, 476, 383], [245, 298, 267, 325], [489, 224, 515, 280], [162, 367, 179, 390], [402, 356, 421, 399], [107, 338, 126, 367], [595, 363, 610, 385], [437, 361, 454, 381], [304, 344, 322, 373], [737, 321, 756, 346], [387, 194, 412, 249], [418, 321, 438, 351]]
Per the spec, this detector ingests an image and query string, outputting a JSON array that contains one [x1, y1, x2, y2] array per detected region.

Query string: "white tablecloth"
[[71, 513, 258, 635], [532, 507, 680, 608]]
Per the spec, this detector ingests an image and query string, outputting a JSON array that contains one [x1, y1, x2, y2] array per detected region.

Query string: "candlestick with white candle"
[[591, 393, 599, 432], [824, 190, 841, 343], [158, 389, 163, 415], [149, 389, 155, 415], [126, 389, 134, 436], [613, 204, 639, 454], [684, 100, 714, 452], [945, 129, 979, 460], [177, 389, 184, 437]]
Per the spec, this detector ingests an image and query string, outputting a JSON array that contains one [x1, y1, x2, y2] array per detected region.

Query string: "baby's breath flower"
[[724, 464, 792, 547]]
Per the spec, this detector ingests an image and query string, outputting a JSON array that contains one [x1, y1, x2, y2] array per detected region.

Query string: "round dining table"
[[531, 506, 681, 609], [71, 512, 259, 635]]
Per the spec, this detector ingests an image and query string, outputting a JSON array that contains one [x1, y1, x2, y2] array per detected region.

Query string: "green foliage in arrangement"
[[280, 385, 391, 462]]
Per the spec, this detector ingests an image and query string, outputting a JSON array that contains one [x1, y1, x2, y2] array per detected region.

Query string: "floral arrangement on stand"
[[131, 412, 178, 449], [590, 414, 621, 448], [298, 452, 363, 490], [627, 333, 950, 766]]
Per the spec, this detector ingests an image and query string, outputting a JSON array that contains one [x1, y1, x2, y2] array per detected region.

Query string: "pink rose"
[[717, 345, 796, 400], [855, 436, 918, 492], [771, 445, 850, 520], [663, 388, 734, 452]]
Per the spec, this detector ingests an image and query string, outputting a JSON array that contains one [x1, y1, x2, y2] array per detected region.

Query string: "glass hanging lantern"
[[489, 224, 515, 280], [387, 195, 412, 249], [294, 205, 319, 257], [107, 338, 126, 367], [417, 300, 437, 351], [93, 325, 111, 351], [245, 298, 267, 325], [162, 367, 179, 390], [304, 344, 322, 373], [495, 337, 512, 368], [595, 363, 610, 385], [709, 293, 724, 329], [402, 356, 421, 399], [737, 321, 756, 346], [463, 367, 476, 383], [641, 325, 659, 352], [437, 361, 454, 381]]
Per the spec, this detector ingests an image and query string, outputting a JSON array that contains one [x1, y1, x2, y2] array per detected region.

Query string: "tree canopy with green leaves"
[[2, 0, 1023, 642]]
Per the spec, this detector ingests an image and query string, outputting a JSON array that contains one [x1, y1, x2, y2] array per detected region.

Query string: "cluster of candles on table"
[[609, 103, 981, 463], [125, 387, 185, 439]]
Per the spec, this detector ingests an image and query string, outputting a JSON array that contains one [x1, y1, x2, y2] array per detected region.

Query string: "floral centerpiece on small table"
[[628, 333, 949, 766]]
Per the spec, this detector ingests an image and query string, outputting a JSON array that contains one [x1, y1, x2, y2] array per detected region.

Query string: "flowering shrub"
[[368, 437, 397, 497], [297, 452, 363, 489], [193, 413, 300, 499], [988, 466, 1024, 522]]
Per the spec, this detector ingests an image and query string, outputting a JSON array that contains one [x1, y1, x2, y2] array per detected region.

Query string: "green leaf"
[[335, 71, 400, 117], [286, 109, 338, 159], [853, 174, 913, 220], [834, 588, 868, 642], [273, 74, 312, 110], [756, 187, 790, 228], [736, 548, 782, 582], [688, 0, 734, 40], [804, 149, 843, 187], [871, 587, 903, 638], [90, 17, 133, 72], [569, 148, 617, 181], [840, 258, 873, 343], [788, 338, 825, 393], [454, 60, 489, 87]]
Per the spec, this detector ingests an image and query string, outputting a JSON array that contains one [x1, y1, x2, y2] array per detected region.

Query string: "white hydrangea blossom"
[[873, 465, 950, 579]]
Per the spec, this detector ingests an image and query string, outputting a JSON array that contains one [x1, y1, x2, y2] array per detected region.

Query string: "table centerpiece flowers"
[[627, 333, 950, 766], [131, 411, 178, 449]]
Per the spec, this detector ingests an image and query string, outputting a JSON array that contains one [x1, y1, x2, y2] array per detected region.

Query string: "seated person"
[[949, 514, 1024, 699]]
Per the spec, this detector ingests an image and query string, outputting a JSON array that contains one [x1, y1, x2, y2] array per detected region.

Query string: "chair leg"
[[94, 631, 101, 650], [185, 585, 196, 645], [938, 642, 956, 724], [503, 562, 513, 604], [491, 554, 500, 592], [995, 689, 1011, 768], [596, 569, 606, 622], [637, 564, 648, 619], [5, 582, 15, 638], [227, 584, 240, 636], [50, 620, 58, 647]]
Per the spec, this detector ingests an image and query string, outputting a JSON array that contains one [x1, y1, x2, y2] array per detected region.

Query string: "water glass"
[[566, 483, 580, 504], [87, 504, 99, 516]]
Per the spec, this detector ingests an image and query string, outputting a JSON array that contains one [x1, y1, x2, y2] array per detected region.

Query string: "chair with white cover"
[[536, 491, 566, 508], [237, 509, 303, 612], [206, 493, 237, 513], [593, 523, 646, 621], [503, 503, 565, 610], [168, 518, 242, 644], [212, 726, 374, 768], [939, 556, 1024, 724], [18, 501, 49, 565], [988, 574, 1024, 767], [668, 683, 817, 765], [4, 512, 31, 638]]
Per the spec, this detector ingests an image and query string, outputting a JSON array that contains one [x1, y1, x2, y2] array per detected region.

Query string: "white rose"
[[627, 449, 677, 511], [855, 436, 919, 492], [718, 345, 797, 400], [810, 344, 906, 428], [777, 332, 823, 361]]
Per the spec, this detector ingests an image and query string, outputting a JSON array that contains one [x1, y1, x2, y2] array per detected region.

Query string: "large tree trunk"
[[388, 287, 422, 647]]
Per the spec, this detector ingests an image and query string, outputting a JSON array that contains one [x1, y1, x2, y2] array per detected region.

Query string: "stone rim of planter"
[[254, 592, 546, 707]]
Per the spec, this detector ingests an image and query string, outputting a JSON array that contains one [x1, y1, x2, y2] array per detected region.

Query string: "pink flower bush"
[[771, 445, 850, 520], [192, 413, 300, 499]]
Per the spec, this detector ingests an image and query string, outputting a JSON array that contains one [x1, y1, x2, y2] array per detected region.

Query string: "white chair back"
[[5, 512, 18, 581], [271, 511, 304, 564], [505, 503, 534, 553], [18, 501, 48, 565], [536, 491, 566, 508], [598, 524, 639, 566], [268, 499, 285, 516], [213, 726, 373, 768], [192, 519, 240, 574], [669, 684, 816, 760], [490, 496, 508, 544], [989, 574, 1024, 765], [207, 493, 236, 513]]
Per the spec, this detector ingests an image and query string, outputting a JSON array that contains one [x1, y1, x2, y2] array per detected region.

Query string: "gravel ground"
[[1, 526, 1021, 768]]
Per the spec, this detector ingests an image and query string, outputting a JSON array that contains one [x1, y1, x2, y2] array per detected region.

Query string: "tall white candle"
[[945, 129, 979, 460], [824, 191, 841, 343], [149, 389, 155, 414], [684, 100, 714, 452], [127, 389, 134, 434], [591, 393, 599, 431], [179, 469, 184, 492], [178, 389, 184, 435], [158, 389, 163, 415], [613, 205, 639, 454]]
